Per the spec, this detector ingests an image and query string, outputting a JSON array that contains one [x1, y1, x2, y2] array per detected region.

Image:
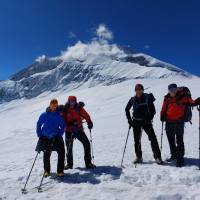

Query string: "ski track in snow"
[[0, 78, 200, 200]]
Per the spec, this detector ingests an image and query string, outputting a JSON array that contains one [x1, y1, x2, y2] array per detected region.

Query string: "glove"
[[79, 101, 85, 108], [88, 121, 93, 130], [160, 115, 166, 122], [128, 119, 134, 127], [35, 137, 49, 153], [195, 97, 200, 105]]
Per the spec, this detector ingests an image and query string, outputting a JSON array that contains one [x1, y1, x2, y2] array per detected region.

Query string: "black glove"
[[128, 119, 134, 127], [160, 115, 166, 122], [79, 101, 85, 108], [88, 121, 93, 130], [195, 97, 200, 105], [35, 137, 49, 153]]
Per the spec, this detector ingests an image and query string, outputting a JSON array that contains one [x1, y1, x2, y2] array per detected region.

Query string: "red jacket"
[[160, 92, 197, 121], [62, 105, 91, 132]]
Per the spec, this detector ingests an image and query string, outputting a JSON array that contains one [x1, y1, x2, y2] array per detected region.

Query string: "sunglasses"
[[135, 88, 143, 91], [169, 88, 177, 93]]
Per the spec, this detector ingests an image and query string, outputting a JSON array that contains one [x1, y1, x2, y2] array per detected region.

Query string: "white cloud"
[[58, 24, 125, 61], [68, 31, 77, 39], [60, 40, 125, 61], [35, 55, 46, 62], [96, 24, 113, 41]]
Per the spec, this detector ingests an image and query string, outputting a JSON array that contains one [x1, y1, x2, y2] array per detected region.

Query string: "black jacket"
[[125, 93, 156, 121]]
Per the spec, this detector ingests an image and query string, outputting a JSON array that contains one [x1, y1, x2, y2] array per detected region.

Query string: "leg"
[[43, 150, 51, 173], [55, 137, 65, 173], [143, 123, 161, 159], [65, 132, 74, 167], [132, 121, 142, 159], [77, 131, 92, 166], [166, 122, 176, 158], [175, 122, 185, 159]]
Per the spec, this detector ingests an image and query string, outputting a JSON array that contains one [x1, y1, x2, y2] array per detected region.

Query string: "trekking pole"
[[89, 130, 95, 165], [121, 126, 131, 168], [160, 122, 164, 152], [21, 152, 39, 194], [37, 171, 45, 192], [197, 106, 200, 170]]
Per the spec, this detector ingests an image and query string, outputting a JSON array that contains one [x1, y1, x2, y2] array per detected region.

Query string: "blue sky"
[[0, 0, 199, 80]]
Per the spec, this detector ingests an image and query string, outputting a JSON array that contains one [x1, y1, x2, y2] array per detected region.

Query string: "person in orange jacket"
[[160, 83, 200, 167], [61, 96, 95, 169]]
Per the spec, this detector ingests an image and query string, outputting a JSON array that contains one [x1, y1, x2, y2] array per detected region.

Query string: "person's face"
[[135, 88, 144, 97], [169, 88, 177, 97], [69, 100, 76, 108], [50, 102, 58, 111]]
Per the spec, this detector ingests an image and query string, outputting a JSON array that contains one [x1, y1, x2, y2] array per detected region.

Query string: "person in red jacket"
[[62, 96, 95, 169], [160, 83, 200, 167]]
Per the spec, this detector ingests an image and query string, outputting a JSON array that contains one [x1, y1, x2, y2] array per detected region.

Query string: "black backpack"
[[178, 87, 193, 123]]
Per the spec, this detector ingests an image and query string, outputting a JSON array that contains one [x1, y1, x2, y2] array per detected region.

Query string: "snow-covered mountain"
[[0, 41, 193, 103]]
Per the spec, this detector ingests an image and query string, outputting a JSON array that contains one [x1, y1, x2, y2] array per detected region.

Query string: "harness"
[[131, 94, 150, 120]]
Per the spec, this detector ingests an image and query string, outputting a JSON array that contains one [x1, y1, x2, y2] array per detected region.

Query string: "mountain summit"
[[0, 40, 192, 103]]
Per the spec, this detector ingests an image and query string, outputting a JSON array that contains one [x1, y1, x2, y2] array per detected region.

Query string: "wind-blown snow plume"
[[35, 55, 46, 63], [96, 24, 113, 41], [60, 24, 124, 61], [60, 40, 125, 61]]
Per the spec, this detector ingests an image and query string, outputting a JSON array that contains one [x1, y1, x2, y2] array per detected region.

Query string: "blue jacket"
[[36, 110, 66, 139]]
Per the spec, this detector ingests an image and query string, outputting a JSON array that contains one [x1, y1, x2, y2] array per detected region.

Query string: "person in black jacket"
[[125, 84, 163, 165]]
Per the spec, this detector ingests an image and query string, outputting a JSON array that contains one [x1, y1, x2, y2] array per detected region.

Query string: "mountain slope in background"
[[0, 41, 193, 103]]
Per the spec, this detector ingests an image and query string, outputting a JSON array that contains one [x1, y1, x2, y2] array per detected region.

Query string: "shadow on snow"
[[50, 165, 122, 184]]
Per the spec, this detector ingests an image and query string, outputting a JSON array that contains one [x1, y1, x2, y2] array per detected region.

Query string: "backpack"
[[165, 86, 192, 123]]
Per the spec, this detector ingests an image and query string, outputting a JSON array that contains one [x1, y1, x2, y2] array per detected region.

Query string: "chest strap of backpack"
[[131, 94, 149, 112]]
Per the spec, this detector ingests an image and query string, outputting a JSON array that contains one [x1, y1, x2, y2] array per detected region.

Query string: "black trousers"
[[166, 121, 185, 159], [132, 120, 161, 160], [65, 131, 92, 167], [43, 137, 65, 173]]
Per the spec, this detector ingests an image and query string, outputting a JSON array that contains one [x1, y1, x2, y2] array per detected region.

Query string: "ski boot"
[[133, 157, 143, 164], [64, 165, 73, 170], [86, 163, 96, 169]]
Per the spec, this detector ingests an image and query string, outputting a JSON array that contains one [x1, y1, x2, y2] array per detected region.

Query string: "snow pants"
[[166, 120, 185, 159], [65, 131, 92, 167], [43, 137, 65, 173], [132, 120, 161, 160]]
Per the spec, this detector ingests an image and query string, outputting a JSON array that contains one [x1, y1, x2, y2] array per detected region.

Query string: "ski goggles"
[[168, 87, 177, 93]]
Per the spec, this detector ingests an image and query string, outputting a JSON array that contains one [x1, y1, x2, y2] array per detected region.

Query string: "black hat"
[[168, 83, 177, 91]]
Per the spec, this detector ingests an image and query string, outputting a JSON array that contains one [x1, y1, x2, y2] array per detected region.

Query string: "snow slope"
[[0, 77, 200, 200]]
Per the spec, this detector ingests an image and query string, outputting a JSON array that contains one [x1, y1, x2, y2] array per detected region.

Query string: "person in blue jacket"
[[36, 99, 66, 177]]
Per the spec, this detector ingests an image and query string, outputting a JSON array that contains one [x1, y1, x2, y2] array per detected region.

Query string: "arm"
[[160, 98, 168, 122], [36, 113, 45, 138], [160, 99, 167, 117], [58, 116, 66, 136], [181, 96, 200, 106], [149, 101, 156, 120], [80, 108, 92, 123], [125, 99, 132, 121]]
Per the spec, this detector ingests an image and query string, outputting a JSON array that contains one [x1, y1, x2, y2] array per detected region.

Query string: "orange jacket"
[[160, 93, 196, 121], [62, 105, 91, 132]]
